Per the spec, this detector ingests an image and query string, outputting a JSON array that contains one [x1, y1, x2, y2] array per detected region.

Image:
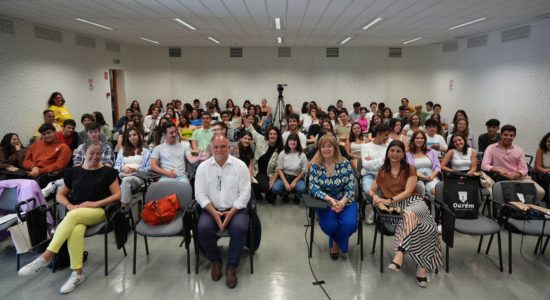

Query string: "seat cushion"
[[454, 215, 500, 235], [507, 218, 550, 236], [135, 216, 183, 237], [84, 221, 107, 237]]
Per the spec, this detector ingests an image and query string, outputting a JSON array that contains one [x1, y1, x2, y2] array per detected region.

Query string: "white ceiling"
[[1, 0, 549, 47]]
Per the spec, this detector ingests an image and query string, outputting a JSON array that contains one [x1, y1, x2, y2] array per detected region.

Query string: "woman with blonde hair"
[[309, 134, 357, 259]]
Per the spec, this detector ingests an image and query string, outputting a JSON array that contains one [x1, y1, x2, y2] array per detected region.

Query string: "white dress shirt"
[[195, 155, 251, 210]]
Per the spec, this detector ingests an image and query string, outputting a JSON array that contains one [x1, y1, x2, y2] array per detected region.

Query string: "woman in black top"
[[18, 142, 120, 294]]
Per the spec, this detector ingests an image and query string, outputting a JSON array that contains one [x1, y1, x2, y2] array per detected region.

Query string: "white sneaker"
[[41, 182, 56, 198], [60, 271, 86, 294], [437, 224, 442, 234], [18, 256, 50, 276], [366, 207, 375, 225]]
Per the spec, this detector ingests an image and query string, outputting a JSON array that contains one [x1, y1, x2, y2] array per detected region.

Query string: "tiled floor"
[[1, 202, 549, 300]]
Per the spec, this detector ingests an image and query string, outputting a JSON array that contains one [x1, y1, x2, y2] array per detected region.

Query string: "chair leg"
[[193, 225, 199, 274], [16, 253, 20, 271], [508, 230, 512, 274], [133, 231, 137, 275], [359, 220, 364, 261], [534, 236, 543, 254], [497, 232, 503, 272], [249, 225, 254, 275], [144, 236, 150, 255], [122, 245, 127, 257], [308, 208, 314, 258], [485, 234, 494, 254], [380, 228, 384, 273], [104, 230, 109, 276], [371, 221, 378, 254], [477, 235, 484, 253], [542, 236, 549, 254], [446, 244, 449, 273]]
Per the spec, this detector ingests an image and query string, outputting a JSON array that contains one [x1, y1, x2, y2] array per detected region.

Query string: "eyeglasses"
[[217, 176, 222, 191]]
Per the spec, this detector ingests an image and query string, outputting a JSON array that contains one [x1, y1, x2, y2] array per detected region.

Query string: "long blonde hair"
[[313, 134, 345, 165]]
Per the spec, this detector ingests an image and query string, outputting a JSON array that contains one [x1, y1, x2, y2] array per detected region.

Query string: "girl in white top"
[[345, 122, 367, 170], [447, 119, 477, 150], [113, 127, 152, 205], [402, 114, 424, 144], [441, 133, 477, 176], [388, 118, 408, 151], [272, 133, 308, 203]]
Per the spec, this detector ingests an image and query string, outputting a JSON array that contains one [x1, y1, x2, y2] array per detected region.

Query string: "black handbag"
[[444, 176, 480, 219], [501, 181, 538, 219]]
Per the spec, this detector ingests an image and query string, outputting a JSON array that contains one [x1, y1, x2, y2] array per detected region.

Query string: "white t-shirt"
[[151, 142, 190, 177], [426, 134, 448, 157], [282, 131, 307, 149]]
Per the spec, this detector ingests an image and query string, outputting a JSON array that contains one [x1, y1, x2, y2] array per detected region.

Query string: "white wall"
[[1, 18, 548, 154]]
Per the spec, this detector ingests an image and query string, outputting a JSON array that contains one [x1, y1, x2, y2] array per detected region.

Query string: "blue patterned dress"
[[309, 160, 358, 253]]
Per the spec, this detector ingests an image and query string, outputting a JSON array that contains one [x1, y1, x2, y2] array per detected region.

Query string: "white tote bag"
[[8, 219, 32, 254]]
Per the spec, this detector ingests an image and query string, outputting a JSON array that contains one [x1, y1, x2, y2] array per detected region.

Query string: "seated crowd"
[[1, 92, 548, 293]]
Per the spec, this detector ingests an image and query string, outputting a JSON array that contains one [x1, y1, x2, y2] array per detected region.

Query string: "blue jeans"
[[316, 202, 358, 253], [361, 173, 376, 202], [272, 179, 306, 196], [159, 175, 190, 185]]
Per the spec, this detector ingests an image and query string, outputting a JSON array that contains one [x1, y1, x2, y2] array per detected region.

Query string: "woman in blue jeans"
[[309, 134, 358, 259], [272, 133, 308, 204]]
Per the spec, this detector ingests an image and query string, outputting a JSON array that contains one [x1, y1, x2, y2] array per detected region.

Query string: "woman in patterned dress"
[[309, 134, 358, 260], [368, 140, 441, 288]]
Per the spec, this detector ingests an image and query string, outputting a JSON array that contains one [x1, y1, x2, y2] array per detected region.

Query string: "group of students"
[[1, 94, 549, 293]]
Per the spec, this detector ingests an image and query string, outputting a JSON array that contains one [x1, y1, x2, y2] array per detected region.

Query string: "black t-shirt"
[[64, 166, 119, 205], [478, 133, 500, 153], [258, 146, 276, 175]]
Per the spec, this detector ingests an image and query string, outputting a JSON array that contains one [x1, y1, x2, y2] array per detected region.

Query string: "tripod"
[[273, 84, 287, 131], [273, 95, 286, 131]]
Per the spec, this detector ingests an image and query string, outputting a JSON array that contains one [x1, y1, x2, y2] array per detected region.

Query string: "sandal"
[[416, 267, 428, 288], [388, 261, 401, 272]]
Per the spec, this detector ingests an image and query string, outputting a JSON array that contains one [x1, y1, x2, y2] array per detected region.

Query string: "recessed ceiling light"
[[174, 18, 196, 30], [340, 37, 352, 44], [208, 37, 220, 44], [362, 17, 382, 30], [139, 37, 159, 44], [75, 18, 113, 30], [277, 37, 283, 44], [274, 18, 281, 30], [403, 37, 423, 44], [449, 18, 486, 30]]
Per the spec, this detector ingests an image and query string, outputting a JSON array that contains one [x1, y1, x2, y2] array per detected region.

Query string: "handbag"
[[444, 176, 480, 219], [501, 181, 538, 219], [8, 219, 32, 254], [141, 194, 181, 225]]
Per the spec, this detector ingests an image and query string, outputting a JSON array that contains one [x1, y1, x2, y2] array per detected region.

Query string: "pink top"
[[481, 143, 528, 176], [357, 117, 369, 133]]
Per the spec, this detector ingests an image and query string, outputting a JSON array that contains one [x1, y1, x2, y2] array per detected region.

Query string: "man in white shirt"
[[282, 113, 306, 149], [150, 123, 198, 184], [348, 102, 361, 122], [366, 101, 378, 121], [196, 135, 251, 289], [425, 119, 447, 158], [360, 124, 390, 223]]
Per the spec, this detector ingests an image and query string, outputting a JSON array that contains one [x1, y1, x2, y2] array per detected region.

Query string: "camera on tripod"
[[277, 84, 287, 98]]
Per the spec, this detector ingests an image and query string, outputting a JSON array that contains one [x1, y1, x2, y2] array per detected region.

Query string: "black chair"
[[194, 194, 258, 274], [303, 176, 364, 260], [434, 181, 503, 272], [371, 181, 426, 273], [489, 181, 549, 273], [132, 180, 196, 274]]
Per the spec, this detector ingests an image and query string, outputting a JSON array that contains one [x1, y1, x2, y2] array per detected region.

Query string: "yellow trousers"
[[47, 207, 105, 270]]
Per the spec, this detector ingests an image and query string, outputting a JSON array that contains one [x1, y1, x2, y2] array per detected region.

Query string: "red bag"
[[141, 194, 181, 225]]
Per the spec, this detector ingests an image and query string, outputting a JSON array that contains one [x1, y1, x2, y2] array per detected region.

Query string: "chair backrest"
[[0, 187, 19, 211], [145, 181, 193, 210], [492, 180, 540, 205]]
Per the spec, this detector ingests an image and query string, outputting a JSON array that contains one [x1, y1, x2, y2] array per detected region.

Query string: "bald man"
[[194, 135, 251, 289]]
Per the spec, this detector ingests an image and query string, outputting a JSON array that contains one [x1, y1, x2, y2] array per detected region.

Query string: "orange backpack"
[[141, 194, 181, 225]]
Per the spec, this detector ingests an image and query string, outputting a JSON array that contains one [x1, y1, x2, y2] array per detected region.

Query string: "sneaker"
[[18, 256, 50, 276], [366, 206, 374, 225], [41, 181, 56, 198], [59, 271, 86, 294], [437, 224, 442, 234]]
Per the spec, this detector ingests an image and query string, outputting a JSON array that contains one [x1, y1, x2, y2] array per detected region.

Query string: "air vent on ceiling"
[[34, 26, 62, 42], [442, 41, 458, 52], [501, 25, 530, 43], [169, 47, 181, 57], [230, 47, 243, 57], [105, 41, 120, 52], [467, 35, 488, 48], [278, 47, 291, 57], [76, 35, 96, 48], [389, 47, 402, 58], [0, 18, 14, 34], [326, 48, 339, 58]]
